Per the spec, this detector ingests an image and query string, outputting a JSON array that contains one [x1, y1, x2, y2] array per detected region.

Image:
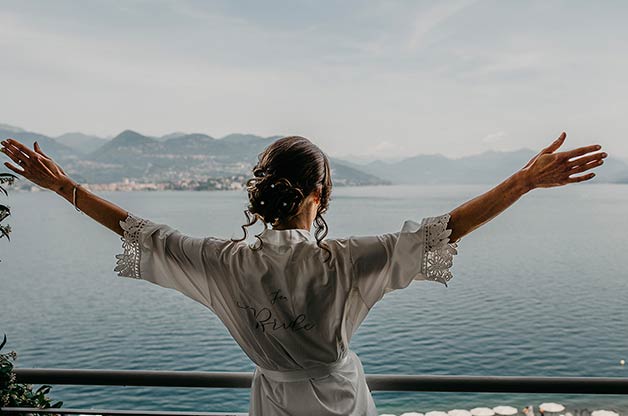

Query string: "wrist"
[[53, 176, 78, 196], [512, 170, 535, 194]]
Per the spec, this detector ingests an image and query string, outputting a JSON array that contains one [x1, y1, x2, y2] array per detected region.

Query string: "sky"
[[1, 0, 627, 161]]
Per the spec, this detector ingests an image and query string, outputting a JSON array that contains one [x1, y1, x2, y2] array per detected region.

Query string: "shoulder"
[[320, 236, 354, 256], [322, 236, 349, 249], [205, 236, 246, 255]]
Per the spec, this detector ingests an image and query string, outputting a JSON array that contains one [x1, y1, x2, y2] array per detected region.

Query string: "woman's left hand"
[[0, 138, 71, 192], [518, 132, 607, 190]]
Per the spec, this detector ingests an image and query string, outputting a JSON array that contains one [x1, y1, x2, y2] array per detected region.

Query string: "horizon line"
[[2, 122, 628, 163]]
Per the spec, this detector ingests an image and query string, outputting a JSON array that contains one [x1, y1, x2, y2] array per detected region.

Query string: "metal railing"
[[2, 368, 628, 415]]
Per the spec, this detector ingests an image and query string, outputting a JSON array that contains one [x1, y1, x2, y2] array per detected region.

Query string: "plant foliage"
[[0, 173, 17, 261], [0, 333, 63, 414]]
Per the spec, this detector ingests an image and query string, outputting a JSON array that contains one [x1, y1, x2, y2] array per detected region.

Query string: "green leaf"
[[0, 204, 10, 222], [0, 172, 18, 196], [0, 172, 18, 181], [0, 224, 11, 241], [36, 385, 52, 395]]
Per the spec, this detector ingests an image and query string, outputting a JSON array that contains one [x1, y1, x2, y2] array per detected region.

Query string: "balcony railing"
[[3, 368, 628, 415]]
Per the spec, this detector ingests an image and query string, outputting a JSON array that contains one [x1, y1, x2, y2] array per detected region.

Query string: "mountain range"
[[1, 123, 627, 186]]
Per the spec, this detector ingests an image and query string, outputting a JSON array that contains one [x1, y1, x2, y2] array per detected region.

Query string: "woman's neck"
[[272, 214, 313, 232], [272, 220, 312, 232], [271, 198, 318, 231]]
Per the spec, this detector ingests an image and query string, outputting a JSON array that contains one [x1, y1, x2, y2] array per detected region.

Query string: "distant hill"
[[0, 124, 389, 186], [352, 148, 628, 185], [0, 123, 25, 133], [327, 157, 389, 186], [1, 123, 626, 186], [80, 129, 388, 185], [0, 125, 79, 160], [55, 132, 109, 155]]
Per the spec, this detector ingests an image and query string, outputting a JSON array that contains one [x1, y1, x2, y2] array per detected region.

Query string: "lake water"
[[1, 184, 628, 415]]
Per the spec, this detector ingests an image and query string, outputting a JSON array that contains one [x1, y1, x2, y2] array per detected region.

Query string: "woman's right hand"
[[1, 138, 72, 193], [518, 132, 607, 190]]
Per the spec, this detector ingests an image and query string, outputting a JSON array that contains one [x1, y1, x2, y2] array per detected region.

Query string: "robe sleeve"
[[348, 212, 460, 310], [114, 211, 218, 309]]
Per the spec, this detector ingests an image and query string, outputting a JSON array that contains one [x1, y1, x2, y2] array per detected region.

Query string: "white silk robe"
[[114, 211, 460, 415]]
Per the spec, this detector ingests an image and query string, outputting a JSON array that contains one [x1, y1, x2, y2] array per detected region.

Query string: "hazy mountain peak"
[[116, 129, 143, 137], [54, 132, 108, 155], [56, 131, 98, 139], [111, 129, 156, 144], [0, 123, 25, 133]]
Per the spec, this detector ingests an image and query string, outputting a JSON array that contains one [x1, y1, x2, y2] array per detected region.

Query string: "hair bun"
[[246, 175, 305, 225], [234, 136, 333, 263], [252, 165, 270, 178]]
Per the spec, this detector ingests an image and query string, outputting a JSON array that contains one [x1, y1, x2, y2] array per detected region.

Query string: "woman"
[[0, 133, 606, 415]]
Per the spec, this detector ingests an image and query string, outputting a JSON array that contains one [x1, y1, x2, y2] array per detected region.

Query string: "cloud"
[[0, 1, 627, 160]]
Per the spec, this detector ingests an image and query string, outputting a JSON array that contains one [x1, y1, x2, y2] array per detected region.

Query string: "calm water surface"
[[1, 184, 627, 414]]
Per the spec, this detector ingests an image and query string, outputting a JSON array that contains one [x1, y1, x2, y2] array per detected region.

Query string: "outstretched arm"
[[1, 138, 127, 236], [446, 132, 607, 243]]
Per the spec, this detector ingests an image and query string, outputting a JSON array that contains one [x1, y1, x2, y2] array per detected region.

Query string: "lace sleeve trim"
[[420, 212, 459, 287], [114, 212, 151, 279]]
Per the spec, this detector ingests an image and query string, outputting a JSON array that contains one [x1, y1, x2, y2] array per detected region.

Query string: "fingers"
[[34, 141, 65, 174], [1, 140, 32, 165], [560, 143, 602, 160], [543, 132, 566, 154], [34, 141, 51, 159], [1, 142, 29, 167], [569, 158, 604, 174], [567, 151, 607, 168], [565, 172, 595, 183], [3, 161, 24, 175], [563, 146, 605, 184], [34, 142, 48, 157], [3, 138, 38, 159]]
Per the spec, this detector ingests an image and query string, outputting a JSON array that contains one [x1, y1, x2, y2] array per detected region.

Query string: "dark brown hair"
[[231, 136, 333, 262]]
